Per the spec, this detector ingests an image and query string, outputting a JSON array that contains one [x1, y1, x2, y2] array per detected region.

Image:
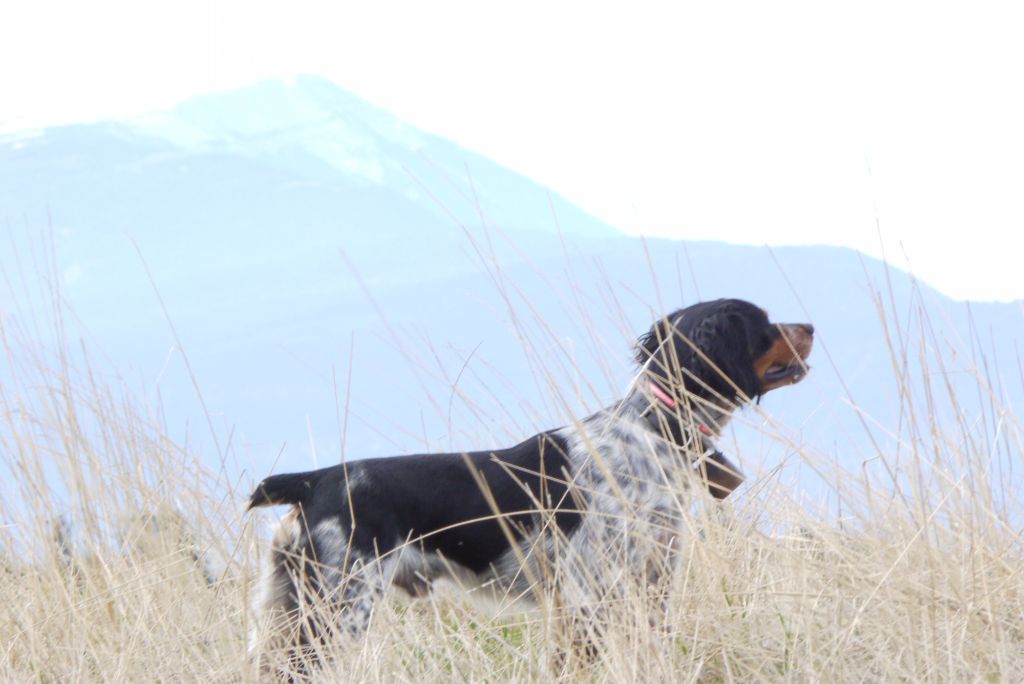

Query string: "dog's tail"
[[247, 471, 318, 509]]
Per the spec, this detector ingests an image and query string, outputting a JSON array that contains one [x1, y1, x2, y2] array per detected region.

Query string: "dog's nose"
[[800, 324, 814, 337]]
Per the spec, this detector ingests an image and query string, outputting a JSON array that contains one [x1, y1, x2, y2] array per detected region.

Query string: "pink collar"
[[649, 382, 677, 408], [648, 382, 713, 436]]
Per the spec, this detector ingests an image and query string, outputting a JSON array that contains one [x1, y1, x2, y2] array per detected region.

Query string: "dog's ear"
[[636, 313, 704, 393], [634, 316, 676, 366], [689, 310, 761, 402]]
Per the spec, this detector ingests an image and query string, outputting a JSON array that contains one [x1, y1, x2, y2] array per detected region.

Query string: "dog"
[[247, 298, 813, 672]]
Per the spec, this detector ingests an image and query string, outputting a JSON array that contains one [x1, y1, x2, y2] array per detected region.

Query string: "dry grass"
[[2, 277, 1022, 682]]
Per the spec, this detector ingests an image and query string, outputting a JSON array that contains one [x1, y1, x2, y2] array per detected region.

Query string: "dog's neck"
[[633, 378, 735, 444], [625, 378, 746, 499]]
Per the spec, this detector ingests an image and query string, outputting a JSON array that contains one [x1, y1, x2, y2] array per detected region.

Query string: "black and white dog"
[[248, 298, 813, 667]]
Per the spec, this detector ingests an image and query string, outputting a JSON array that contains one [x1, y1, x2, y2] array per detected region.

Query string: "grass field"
[[2, 282, 1022, 682]]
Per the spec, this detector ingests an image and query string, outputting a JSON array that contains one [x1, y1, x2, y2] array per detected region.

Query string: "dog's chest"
[[561, 411, 696, 513]]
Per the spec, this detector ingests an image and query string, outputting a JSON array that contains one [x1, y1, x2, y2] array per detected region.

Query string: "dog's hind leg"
[[331, 554, 388, 638], [249, 508, 312, 677]]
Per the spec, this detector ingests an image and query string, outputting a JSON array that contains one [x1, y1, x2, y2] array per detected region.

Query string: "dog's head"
[[635, 298, 814, 408]]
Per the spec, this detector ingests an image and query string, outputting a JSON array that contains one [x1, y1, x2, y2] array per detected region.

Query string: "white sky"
[[3, 0, 1023, 301]]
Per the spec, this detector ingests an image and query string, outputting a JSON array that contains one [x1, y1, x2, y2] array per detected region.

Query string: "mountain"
[[1, 76, 617, 323], [2, 77, 1021, 501]]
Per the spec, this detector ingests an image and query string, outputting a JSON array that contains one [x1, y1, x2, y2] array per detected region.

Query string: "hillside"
[[1, 77, 1021, 497]]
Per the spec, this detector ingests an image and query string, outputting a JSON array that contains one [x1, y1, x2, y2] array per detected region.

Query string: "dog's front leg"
[[699, 449, 745, 499]]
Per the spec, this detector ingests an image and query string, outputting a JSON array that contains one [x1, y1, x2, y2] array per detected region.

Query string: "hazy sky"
[[4, 0, 1023, 301]]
